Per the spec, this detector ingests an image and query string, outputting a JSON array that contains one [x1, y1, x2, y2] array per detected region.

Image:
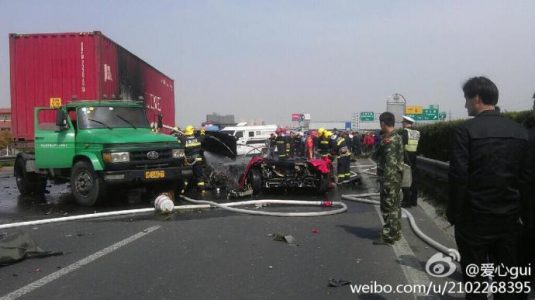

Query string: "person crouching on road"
[[372, 112, 404, 245]]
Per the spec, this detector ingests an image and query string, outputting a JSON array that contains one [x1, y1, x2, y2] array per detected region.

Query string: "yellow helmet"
[[318, 128, 325, 136], [184, 125, 194, 136], [325, 131, 332, 138]]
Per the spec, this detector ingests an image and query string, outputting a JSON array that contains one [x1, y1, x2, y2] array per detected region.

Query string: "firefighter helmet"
[[184, 125, 194, 136]]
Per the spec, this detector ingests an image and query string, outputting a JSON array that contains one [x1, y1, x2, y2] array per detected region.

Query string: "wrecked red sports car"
[[239, 156, 333, 194]]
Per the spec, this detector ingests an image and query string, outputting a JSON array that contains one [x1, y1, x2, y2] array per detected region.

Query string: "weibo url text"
[[350, 281, 532, 296]]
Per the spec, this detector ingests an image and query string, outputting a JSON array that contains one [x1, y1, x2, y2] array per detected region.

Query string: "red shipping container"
[[9, 31, 175, 141]]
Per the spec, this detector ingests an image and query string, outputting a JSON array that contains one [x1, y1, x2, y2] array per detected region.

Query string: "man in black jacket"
[[522, 92, 535, 285], [448, 77, 530, 300]]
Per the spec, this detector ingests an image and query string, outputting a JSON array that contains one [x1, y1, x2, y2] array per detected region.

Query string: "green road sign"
[[360, 112, 375, 122], [422, 108, 439, 120], [407, 106, 445, 121]]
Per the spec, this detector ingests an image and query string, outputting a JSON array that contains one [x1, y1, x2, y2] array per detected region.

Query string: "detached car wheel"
[[248, 168, 263, 195], [71, 160, 105, 206]]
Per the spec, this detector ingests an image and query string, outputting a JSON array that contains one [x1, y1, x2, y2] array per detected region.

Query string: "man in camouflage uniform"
[[372, 112, 404, 245]]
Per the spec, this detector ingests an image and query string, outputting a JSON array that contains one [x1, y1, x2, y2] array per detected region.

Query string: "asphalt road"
[[0, 160, 477, 299]]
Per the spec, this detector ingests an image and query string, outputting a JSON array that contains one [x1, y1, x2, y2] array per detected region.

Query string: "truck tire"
[[71, 160, 105, 206], [248, 168, 262, 195], [14, 157, 47, 196]]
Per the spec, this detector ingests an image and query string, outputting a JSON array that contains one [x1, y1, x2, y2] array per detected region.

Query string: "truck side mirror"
[[56, 110, 68, 130], [157, 114, 163, 129]]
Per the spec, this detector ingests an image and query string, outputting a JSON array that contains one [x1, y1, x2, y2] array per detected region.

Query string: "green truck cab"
[[14, 100, 191, 206]]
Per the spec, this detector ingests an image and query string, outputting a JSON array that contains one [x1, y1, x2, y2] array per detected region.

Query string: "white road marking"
[[0, 225, 161, 300], [373, 206, 434, 298]]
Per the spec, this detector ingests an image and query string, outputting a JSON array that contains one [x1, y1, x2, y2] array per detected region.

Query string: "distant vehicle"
[[220, 124, 277, 156]]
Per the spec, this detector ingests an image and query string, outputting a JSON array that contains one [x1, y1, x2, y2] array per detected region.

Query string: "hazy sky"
[[1, 0, 534, 127]]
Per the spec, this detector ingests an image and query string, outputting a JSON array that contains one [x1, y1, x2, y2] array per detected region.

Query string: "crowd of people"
[[267, 127, 383, 182], [267, 128, 383, 160]]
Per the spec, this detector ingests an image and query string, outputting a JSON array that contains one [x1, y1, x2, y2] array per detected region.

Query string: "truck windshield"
[[77, 106, 149, 129]]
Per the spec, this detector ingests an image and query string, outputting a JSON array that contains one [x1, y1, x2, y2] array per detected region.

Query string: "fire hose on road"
[[0, 194, 348, 230], [179, 195, 347, 217]]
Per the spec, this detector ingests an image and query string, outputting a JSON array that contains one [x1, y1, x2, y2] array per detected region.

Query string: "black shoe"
[[372, 238, 393, 245]]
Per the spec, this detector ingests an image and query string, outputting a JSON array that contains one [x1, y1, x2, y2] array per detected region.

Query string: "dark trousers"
[[337, 155, 350, 180], [401, 167, 418, 205], [402, 152, 418, 206], [191, 163, 204, 187], [455, 218, 525, 300]]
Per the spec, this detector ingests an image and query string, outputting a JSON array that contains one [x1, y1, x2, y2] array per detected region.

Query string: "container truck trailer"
[[9, 31, 175, 143], [9, 32, 189, 206]]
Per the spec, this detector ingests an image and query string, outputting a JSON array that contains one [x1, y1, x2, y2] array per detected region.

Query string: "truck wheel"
[[71, 160, 105, 206], [248, 168, 262, 195], [15, 157, 47, 196], [15, 157, 32, 195]]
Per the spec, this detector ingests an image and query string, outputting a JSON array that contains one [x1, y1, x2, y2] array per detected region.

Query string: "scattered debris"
[[270, 233, 298, 246], [328, 278, 352, 287], [0, 231, 63, 266]]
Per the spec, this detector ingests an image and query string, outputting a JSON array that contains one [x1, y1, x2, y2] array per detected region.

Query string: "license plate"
[[145, 170, 165, 179]]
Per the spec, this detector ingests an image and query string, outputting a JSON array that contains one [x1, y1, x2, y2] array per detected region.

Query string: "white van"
[[220, 124, 277, 156]]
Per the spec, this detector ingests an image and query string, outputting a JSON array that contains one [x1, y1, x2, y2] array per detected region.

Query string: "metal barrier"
[[416, 156, 449, 181], [0, 156, 16, 163]]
